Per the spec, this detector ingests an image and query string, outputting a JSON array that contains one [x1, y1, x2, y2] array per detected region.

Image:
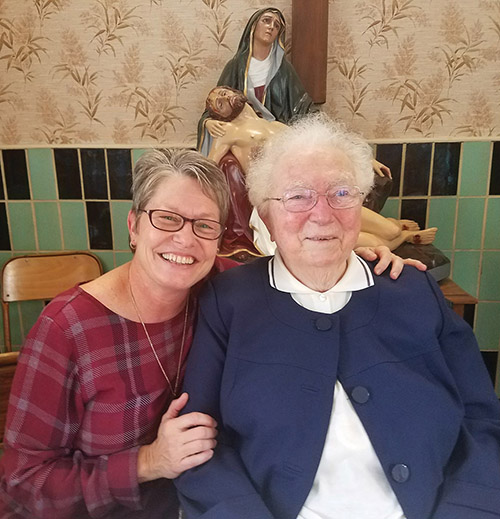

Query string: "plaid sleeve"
[[1, 312, 141, 518]]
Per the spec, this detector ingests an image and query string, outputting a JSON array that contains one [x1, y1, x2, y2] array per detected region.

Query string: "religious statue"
[[197, 7, 314, 155], [206, 86, 438, 257]]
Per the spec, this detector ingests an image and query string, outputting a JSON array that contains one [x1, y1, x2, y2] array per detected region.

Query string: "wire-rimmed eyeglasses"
[[139, 209, 225, 240], [265, 186, 365, 212]]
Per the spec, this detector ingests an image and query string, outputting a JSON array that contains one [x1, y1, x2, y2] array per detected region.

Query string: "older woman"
[[175, 116, 500, 519], [0, 148, 421, 518], [0, 149, 232, 519]]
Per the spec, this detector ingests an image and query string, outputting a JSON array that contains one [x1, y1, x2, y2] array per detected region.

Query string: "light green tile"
[[28, 149, 57, 200], [452, 250, 480, 297], [484, 198, 500, 249], [132, 149, 149, 165], [428, 198, 456, 250], [8, 202, 36, 251], [111, 201, 132, 250], [34, 202, 62, 251], [60, 201, 88, 250], [479, 252, 500, 301], [455, 198, 484, 250], [459, 142, 491, 196], [475, 302, 500, 351], [379, 198, 399, 219], [92, 251, 114, 273], [115, 251, 133, 266]]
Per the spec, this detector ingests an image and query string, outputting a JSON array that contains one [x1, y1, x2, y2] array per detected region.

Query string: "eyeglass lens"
[[148, 210, 223, 239], [282, 187, 361, 211]]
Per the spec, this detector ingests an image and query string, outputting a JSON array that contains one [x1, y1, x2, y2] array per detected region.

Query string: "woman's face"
[[129, 175, 221, 296], [253, 11, 281, 47], [261, 149, 362, 279]]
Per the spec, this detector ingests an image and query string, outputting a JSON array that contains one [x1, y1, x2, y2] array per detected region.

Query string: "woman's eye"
[[161, 214, 179, 222]]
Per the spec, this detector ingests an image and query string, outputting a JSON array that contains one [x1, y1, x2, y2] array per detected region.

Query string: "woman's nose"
[[172, 222, 197, 245], [309, 195, 335, 223]]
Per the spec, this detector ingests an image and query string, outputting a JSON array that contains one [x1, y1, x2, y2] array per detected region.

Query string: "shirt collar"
[[269, 250, 374, 296]]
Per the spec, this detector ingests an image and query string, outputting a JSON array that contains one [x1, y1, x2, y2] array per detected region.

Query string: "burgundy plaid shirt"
[[0, 285, 193, 519]]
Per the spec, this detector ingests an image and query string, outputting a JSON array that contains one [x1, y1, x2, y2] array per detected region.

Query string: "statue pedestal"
[[392, 243, 450, 281]]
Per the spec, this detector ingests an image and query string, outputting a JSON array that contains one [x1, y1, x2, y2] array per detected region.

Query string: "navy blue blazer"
[[175, 258, 500, 519]]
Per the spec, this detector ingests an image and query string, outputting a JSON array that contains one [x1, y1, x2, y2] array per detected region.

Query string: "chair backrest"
[[0, 252, 102, 448], [1, 252, 103, 352]]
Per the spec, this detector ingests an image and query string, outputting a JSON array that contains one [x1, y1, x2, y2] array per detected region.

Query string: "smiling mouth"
[[307, 236, 335, 241], [161, 253, 194, 265]]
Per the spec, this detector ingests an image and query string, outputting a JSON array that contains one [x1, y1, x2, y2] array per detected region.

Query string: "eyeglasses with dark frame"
[[265, 186, 365, 213], [139, 209, 225, 240]]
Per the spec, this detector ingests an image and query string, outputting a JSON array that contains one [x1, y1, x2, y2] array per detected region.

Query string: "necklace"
[[128, 272, 189, 397]]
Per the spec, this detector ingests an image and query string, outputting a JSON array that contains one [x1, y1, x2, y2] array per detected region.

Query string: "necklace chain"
[[128, 272, 189, 398]]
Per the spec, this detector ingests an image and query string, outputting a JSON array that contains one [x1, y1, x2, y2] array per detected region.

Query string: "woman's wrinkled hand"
[[355, 245, 427, 279], [137, 393, 217, 482], [206, 119, 228, 138]]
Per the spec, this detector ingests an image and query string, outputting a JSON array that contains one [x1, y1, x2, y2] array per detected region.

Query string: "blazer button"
[[391, 464, 410, 483], [315, 316, 332, 331], [351, 386, 370, 404]]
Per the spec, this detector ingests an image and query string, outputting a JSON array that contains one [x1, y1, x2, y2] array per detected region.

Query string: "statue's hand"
[[372, 159, 392, 179], [206, 119, 228, 138]]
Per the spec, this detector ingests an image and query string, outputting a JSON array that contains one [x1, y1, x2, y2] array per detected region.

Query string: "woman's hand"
[[355, 245, 427, 279], [137, 393, 217, 482], [206, 119, 228, 138]]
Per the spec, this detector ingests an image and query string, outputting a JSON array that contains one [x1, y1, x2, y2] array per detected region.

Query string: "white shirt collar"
[[268, 250, 374, 314]]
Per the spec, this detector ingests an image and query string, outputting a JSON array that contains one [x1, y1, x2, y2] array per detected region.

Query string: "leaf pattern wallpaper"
[[0, 0, 499, 146]]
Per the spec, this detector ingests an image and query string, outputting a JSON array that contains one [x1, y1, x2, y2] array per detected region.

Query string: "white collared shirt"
[[269, 251, 406, 519]]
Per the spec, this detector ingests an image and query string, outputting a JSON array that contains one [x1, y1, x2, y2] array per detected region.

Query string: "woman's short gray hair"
[[132, 148, 230, 224], [247, 113, 374, 208]]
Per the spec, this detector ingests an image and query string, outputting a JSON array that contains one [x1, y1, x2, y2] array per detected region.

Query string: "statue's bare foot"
[[387, 218, 420, 231], [408, 227, 438, 245], [400, 219, 420, 231]]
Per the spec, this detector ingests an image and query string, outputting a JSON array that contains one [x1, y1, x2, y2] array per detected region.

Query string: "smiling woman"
[[175, 115, 500, 519], [0, 149, 234, 519]]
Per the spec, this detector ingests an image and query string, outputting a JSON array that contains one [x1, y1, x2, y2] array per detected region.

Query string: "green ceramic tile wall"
[[1, 144, 499, 363]]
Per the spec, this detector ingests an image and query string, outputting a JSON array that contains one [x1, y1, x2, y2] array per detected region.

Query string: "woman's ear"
[[127, 210, 138, 249]]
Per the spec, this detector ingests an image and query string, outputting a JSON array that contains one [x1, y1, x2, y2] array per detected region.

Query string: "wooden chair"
[[1, 252, 103, 447]]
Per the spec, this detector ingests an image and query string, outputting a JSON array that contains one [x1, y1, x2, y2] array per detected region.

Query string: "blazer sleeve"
[[174, 281, 274, 519], [427, 275, 500, 518]]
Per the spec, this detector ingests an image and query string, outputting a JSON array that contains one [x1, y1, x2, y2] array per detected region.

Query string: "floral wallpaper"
[[0, 0, 499, 146]]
